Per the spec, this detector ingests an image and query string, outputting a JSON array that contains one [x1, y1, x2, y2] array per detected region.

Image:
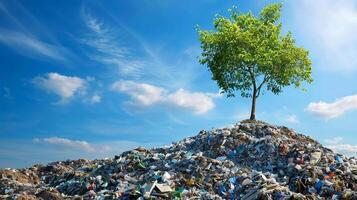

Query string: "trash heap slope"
[[1, 120, 356, 200]]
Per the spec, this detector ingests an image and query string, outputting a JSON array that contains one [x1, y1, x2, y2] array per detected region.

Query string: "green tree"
[[197, 3, 312, 120]]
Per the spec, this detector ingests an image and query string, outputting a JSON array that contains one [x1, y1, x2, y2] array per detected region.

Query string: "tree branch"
[[256, 75, 269, 97]]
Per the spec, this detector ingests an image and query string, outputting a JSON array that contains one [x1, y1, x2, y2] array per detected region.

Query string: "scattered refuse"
[[1, 120, 356, 199]]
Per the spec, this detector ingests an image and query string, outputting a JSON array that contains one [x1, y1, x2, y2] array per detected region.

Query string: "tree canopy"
[[197, 3, 313, 120]]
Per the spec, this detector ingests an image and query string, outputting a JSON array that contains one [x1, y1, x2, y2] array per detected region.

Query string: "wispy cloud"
[[306, 94, 357, 119], [33, 137, 100, 152], [32, 137, 143, 157], [111, 80, 218, 114], [2, 87, 11, 99], [80, 7, 205, 90], [290, 0, 357, 72], [324, 137, 357, 156], [0, 29, 67, 61], [81, 9, 144, 78], [285, 114, 300, 124], [234, 111, 250, 121], [90, 94, 101, 104], [0, 1, 72, 62], [33, 73, 87, 104], [33, 137, 147, 155], [324, 136, 344, 145]]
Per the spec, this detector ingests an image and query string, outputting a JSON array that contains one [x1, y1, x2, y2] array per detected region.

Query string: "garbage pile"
[[1, 120, 356, 200]]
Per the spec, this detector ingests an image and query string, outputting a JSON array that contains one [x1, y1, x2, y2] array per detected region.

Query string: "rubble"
[[1, 120, 356, 199]]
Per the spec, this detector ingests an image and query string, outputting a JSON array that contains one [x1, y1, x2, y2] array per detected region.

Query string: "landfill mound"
[[1, 121, 357, 200]]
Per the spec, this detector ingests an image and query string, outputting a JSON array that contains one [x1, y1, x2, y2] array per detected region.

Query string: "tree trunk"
[[250, 88, 257, 121]]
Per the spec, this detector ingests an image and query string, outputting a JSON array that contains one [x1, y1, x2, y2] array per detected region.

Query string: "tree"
[[197, 3, 312, 120]]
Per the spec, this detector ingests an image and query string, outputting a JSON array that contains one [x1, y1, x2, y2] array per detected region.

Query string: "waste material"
[[1, 120, 356, 199]]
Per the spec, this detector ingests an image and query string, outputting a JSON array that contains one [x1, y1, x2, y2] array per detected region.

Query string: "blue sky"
[[1, 0, 357, 168]]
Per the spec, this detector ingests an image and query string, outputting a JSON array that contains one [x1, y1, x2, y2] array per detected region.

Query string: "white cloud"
[[306, 94, 357, 119], [327, 144, 357, 156], [111, 80, 166, 106], [0, 29, 66, 61], [33, 137, 98, 152], [205, 91, 223, 98], [290, 0, 357, 72], [324, 137, 357, 156], [33, 72, 87, 103], [167, 89, 215, 114], [90, 95, 101, 104], [285, 114, 300, 124], [111, 80, 217, 114]]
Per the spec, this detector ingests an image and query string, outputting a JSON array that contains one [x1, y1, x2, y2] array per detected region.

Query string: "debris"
[[215, 156, 226, 162], [241, 178, 252, 186], [310, 151, 322, 164], [1, 121, 356, 199], [336, 155, 344, 163], [295, 164, 302, 171], [142, 180, 157, 197], [155, 184, 172, 193]]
